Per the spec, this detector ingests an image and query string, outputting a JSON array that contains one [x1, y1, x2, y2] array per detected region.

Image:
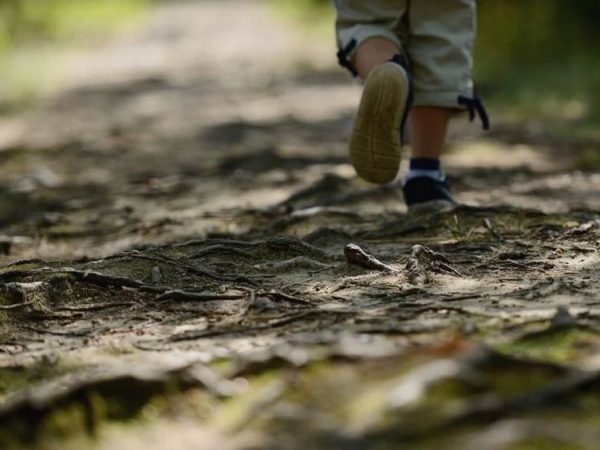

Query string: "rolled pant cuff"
[[337, 24, 404, 66], [413, 91, 474, 109]]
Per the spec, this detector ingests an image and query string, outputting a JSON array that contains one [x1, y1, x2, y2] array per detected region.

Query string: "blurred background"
[[1, 4, 600, 448], [1, 0, 599, 132], [0, 0, 599, 259], [0, 0, 147, 108], [277, 0, 600, 131]]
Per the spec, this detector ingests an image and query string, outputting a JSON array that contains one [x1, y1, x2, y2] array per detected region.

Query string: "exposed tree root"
[[155, 290, 248, 302], [344, 244, 396, 273], [406, 244, 462, 285], [0, 267, 165, 293]]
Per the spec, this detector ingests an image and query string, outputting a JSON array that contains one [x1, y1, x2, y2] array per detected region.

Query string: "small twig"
[[406, 244, 462, 285], [169, 310, 330, 342], [186, 245, 258, 260], [0, 267, 166, 293], [55, 302, 137, 312], [155, 290, 248, 302], [174, 238, 257, 249], [0, 300, 37, 310], [439, 293, 485, 302], [344, 243, 396, 272], [411, 305, 501, 319]]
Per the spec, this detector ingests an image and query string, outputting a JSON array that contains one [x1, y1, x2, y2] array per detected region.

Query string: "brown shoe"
[[349, 61, 410, 184]]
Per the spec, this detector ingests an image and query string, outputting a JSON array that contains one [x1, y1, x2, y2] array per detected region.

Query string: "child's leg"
[[401, 0, 487, 208], [402, 105, 455, 208], [354, 38, 452, 162], [353, 37, 399, 80], [410, 107, 451, 160], [350, 29, 453, 163], [349, 38, 411, 184], [334, 1, 411, 184], [334, 0, 486, 194]]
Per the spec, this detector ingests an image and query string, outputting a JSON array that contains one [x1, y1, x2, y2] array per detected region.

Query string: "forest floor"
[[0, 1, 599, 449]]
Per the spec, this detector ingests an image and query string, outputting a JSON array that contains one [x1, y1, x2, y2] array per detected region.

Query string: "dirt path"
[[0, 1, 599, 449]]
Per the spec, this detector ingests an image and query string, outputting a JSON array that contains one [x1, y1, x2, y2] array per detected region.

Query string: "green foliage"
[[0, 357, 72, 401], [0, 0, 149, 108], [497, 327, 600, 365], [267, 0, 333, 35], [272, 0, 600, 131], [474, 0, 600, 124], [0, 0, 149, 50]]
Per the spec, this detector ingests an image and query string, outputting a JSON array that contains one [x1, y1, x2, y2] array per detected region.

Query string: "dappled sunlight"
[[446, 140, 558, 171]]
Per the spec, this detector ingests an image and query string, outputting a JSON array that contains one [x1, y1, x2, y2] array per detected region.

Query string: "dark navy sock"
[[409, 158, 441, 171], [406, 158, 444, 182]]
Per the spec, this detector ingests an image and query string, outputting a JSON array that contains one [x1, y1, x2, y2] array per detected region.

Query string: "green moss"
[[0, 0, 150, 109], [0, 262, 45, 274], [208, 357, 237, 376], [497, 327, 600, 365], [508, 438, 587, 450], [576, 147, 600, 171], [38, 402, 92, 443], [209, 368, 285, 433], [485, 364, 562, 397], [1, 351, 599, 449], [266, 0, 333, 36], [0, 357, 74, 401]]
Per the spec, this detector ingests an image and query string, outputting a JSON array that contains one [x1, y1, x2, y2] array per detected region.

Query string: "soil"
[[0, 2, 599, 449]]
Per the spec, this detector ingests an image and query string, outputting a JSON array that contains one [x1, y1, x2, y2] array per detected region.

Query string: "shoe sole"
[[350, 62, 409, 184]]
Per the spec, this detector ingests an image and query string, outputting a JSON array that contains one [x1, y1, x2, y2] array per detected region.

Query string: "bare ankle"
[[409, 106, 452, 159], [353, 37, 400, 80]]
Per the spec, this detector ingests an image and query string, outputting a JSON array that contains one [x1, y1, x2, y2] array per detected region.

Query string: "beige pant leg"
[[334, 0, 408, 67], [407, 0, 477, 108]]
